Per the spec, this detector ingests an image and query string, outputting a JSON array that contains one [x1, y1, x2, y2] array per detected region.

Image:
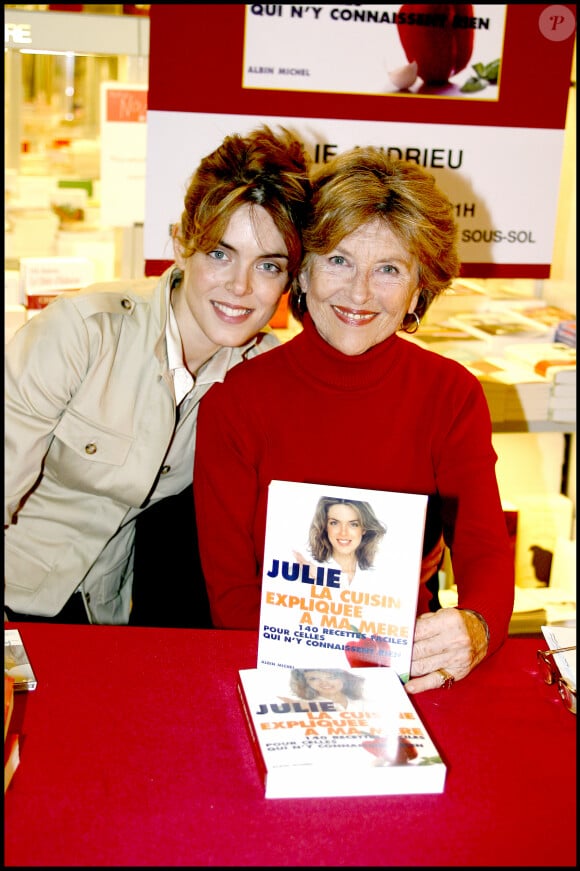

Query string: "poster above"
[[145, 4, 576, 278], [243, 4, 506, 100]]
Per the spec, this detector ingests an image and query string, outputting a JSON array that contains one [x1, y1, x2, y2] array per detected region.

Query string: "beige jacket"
[[4, 266, 278, 622]]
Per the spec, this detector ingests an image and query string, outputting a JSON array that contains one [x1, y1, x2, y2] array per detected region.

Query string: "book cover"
[[548, 406, 575, 424], [465, 357, 551, 423], [258, 481, 428, 682], [402, 321, 489, 365], [550, 382, 576, 399], [554, 321, 576, 349], [518, 305, 576, 338], [4, 675, 15, 741], [449, 311, 551, 349], [5, 629, 38, 692], [4, 733, 20, 793], [541, 625, 576, 689], [502, 342, 576, 382], [238, 665, 446, 799]]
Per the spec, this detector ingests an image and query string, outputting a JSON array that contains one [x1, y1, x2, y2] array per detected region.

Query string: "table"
[[4, 624, 576, 867]]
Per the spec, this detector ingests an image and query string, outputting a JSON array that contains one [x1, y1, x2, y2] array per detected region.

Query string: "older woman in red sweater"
[[194, 147, 514, 694]]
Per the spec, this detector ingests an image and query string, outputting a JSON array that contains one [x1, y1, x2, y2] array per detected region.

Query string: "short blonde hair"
[[291, 147, 459, 321]]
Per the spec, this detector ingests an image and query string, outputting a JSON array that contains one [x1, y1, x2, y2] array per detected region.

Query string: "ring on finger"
[[437, 668, 455, 689]]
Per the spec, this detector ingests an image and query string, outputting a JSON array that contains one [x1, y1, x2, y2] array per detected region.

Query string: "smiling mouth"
[[332, 305, 377, 325], [211, 300, 253, 318]]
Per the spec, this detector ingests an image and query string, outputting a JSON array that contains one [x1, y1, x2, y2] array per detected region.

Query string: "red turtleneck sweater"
[[194, 315, 514, 654]]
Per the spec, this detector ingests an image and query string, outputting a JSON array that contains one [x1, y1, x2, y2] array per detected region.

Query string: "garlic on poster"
[[388, 61, 418, 90]]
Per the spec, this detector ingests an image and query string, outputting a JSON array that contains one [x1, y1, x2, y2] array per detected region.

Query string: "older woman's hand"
[[405, 608, 489, 694]]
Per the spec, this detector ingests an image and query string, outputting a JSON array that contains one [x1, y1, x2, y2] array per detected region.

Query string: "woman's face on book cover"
[[304, 671, 345, 698], [326, 503, 364, 557]]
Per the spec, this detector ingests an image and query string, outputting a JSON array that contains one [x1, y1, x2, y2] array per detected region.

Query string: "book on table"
[[448, 310, 552, 350], [516, 304, 576, 337], [463, 357, 551, 423], [4, 629, 38, 692], [258, 480, 428, 683], [4, 674, 15, 741], [502, 342, 576, 382], [541, 625, 576, 689], [237, 665, 446, 798], [4, 733, 20, 793]]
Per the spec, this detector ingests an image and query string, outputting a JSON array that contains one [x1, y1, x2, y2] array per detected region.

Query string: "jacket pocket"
[[53, 410, 133, 466]]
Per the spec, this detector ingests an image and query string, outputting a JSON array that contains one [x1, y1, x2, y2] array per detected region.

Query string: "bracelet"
[[462, 609, 490, 645]]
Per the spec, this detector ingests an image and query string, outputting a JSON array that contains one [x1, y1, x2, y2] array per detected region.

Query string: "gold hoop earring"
[[402, 311, 420, 334]]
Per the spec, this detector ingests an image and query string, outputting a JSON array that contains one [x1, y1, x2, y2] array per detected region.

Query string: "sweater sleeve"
[[194, 375, 265, 628], [433, 372, 515, 655]]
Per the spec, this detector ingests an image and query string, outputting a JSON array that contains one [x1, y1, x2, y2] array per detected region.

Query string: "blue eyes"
[[327, 256, 398, 275], [208, 250, 283, 273], [329, 519, 361, 528]]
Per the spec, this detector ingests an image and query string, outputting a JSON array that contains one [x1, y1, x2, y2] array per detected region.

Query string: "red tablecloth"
[[4, 624, 576, 867]]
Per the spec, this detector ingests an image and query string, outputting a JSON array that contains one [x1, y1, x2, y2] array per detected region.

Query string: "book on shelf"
[[237, 665, 446, 799], [402, 321, 489, 364], [547, 393, 576, 411], [258, 480, 428, 682], [4, 629, 38, 692], [448, 310, 552, 350], [4, 733, 20, 793], [550, 382, 576, 399], [465, 357, 551, 423], [502, 342, 576, 382], [516, 305, 576, 338], [555, 320, 576, 348], [548, 406, 575, 424]]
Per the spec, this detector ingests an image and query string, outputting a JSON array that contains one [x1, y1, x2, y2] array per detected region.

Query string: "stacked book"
[[555, 319, 576, 349], [504, 343, 576, 424], [464, 356, 551, 424], [515, 304, 576, 341]]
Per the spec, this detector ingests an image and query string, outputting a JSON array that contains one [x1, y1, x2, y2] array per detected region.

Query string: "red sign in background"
[[144, 4, 576, 278], [147, 5, 574, 129], [106, 88, 147, 123]]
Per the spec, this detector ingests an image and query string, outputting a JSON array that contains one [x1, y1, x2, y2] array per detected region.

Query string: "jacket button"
[[121, 298, 132, 310], [85, 443, 97, 455], [161, 465, 171, 475]]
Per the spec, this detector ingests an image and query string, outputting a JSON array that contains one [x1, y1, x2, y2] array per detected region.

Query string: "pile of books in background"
[[405, 293, 576, 427], [504, 342, 576, 425], [555, 319, 576, 348]]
